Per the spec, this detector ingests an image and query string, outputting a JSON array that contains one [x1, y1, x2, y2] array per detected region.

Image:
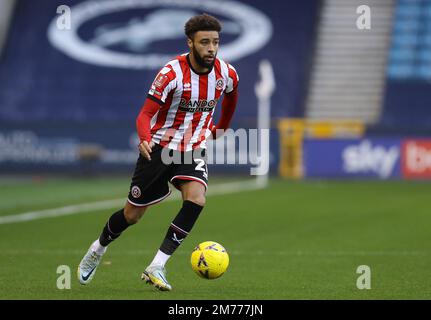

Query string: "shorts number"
[[194, 159, 206, 172]]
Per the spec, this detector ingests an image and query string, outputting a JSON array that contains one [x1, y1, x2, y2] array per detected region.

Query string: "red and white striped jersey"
[[147, 54, 239, 151]]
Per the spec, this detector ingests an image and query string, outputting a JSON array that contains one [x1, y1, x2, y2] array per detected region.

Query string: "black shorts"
[[127, 144, 208, 207]]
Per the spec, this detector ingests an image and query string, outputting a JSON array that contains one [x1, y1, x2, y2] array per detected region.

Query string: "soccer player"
[[77, 13, 239, 291]]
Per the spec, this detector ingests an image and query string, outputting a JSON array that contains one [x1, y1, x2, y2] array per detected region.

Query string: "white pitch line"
[[0, 180, 264, 225]]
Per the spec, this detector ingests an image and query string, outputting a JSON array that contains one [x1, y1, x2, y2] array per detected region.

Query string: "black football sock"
[[159, 200, 204, 255], [99, 209, 131, 247]]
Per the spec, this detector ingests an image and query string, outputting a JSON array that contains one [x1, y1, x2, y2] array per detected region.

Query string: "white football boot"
[[77, 247, 104, 285], [141, 264, 172, 291]]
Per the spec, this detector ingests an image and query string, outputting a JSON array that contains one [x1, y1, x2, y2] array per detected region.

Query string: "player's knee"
[[186, 195, 206, 207], [124, 205, 146, 224], [124, 211, 142, 225]]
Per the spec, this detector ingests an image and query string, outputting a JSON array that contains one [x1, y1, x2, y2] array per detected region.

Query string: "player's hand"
[[210, 125, 219, 140], [139, 140, 154, 161]]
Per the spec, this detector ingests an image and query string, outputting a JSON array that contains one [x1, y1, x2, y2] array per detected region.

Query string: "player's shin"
[[151, 200, 204, 266], [98, 209, 131, 247]]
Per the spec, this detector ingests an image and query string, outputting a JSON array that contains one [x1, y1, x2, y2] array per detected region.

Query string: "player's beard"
[[193, 46, 216, 70]]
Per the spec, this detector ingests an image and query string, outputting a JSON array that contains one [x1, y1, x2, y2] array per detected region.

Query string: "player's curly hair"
[[184, 13, 222, 39]]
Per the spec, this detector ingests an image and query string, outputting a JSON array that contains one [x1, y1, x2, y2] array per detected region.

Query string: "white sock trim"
[[91, 239, 107, 255], [150, 250, 171, 268]]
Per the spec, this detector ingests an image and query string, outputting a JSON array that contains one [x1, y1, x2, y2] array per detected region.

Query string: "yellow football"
[[190, 241, 229, 279]]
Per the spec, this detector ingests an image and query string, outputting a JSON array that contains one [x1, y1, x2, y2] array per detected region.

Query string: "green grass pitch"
[[0, 177, 430, 299]]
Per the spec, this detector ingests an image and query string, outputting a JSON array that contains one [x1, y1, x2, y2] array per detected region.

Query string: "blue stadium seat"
[[417, 65, 431, 79], [381, 0, 431, 130], [392, 33, 420, 46], [389, 48, 416, 60], [387, 64, 415, 78]]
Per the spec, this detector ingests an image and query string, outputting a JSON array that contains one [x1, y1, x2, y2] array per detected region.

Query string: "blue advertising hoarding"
[[303, 138, 402, 179]]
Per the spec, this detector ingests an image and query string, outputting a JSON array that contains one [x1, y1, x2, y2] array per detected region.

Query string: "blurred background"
[[1, 0, 431, 299], [0, 0, 430, 179]]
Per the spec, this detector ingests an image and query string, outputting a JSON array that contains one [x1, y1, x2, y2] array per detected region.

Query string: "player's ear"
[[187, 37, 193, 49]]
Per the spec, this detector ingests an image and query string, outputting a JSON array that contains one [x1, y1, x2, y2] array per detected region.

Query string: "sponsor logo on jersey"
[[183, 82, 191, 91], [178, 98, 218, 112]]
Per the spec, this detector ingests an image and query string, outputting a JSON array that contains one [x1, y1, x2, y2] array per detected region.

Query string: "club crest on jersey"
[[131, 186, 141, 198], [216, 78, 225, 91], [179, 98, 218, 112]]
